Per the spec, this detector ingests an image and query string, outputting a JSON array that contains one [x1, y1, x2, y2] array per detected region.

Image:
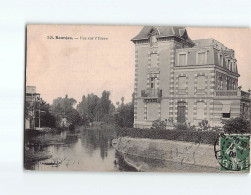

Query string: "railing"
[[141, 89, 162, 98], [215, 90, 238, 96], [241, 90, 250, 99]]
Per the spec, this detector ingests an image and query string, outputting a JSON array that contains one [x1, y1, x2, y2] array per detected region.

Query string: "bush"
[[198, 120, 210, 131], [222, 117, 250, 134], [175, 123, 189, 131], [115, 127, 219, 145], [151, 119, 166, 130]]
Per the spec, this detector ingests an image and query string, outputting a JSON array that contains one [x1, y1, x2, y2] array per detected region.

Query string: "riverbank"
[[24, 128, 80, 167], [112, 137, 220, 172], [24, 126, 123, 171]]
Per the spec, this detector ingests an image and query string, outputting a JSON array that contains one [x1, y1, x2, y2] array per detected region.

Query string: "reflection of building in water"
[[132, 26, 251, 128], [25, 86, 40, 129]]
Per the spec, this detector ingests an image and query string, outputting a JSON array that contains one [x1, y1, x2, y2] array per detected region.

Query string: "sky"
[[26, 25, 251, 105]]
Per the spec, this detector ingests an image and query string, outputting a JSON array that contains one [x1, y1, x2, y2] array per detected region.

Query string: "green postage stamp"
[[216, 134, 250, 172]]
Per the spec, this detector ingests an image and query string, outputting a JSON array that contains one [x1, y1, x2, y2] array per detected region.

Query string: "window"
[[233, 81, 236, 90], [222, 104, 230, 118], [230, 62, 233, 71], [233, 62, 236, 72], [197, 52, 206, 64], [222, 113, 230, 118], [150, 35, 157, 47], [219, 54, 223, 66], [150, 77, 157, 89], [197, 76, 205, 93], [179, 54, 187, 66], [197, 102, 204, 119], [220, 77, 223, 90], [178, 76, 186, 94], [151, 53, 157, 67], [177, 101, 186, 123]]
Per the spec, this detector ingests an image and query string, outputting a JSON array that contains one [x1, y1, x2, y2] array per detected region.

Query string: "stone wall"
[[112, 137, 220, 171]]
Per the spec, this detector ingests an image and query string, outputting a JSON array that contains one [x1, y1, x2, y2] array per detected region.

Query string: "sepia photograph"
[[24, 25, 250, 172], [2, 0, 251, 194]]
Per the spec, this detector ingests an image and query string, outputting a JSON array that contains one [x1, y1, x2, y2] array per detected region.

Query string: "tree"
[[121, 97, 125, 106], [33, 98, 56, 128], [76, 91, 115, 124], [222, 117, 250, 134], [51, 95, 80, 126], [114, 102, 134, 128], [86, 93, 100, 122], [100, 91, 112, 117], [76, 95, 88, 125], [67, 109, 82, 125]]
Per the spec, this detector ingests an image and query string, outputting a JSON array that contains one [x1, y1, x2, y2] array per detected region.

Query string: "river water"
[[24, 127, 136, 171], [24, 127, 219, 172]]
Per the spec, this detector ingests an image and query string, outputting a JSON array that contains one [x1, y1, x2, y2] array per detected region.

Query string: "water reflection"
[[25, 128, 216, 172], [24, 128, 136, 171]]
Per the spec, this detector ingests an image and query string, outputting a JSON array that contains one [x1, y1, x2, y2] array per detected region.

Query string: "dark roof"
[[131, 26, 193, 43]]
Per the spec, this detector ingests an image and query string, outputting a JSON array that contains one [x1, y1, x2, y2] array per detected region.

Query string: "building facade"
[[25, 86, 40, 129], [132, 26, 251, 128]]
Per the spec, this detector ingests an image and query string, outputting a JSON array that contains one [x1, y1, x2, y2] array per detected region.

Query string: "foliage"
[[76, 91, 115, 124], [198, 120, 211, 131], [102, 113, 115, 124], [76, 95, 88, 123], [222, 117, 250, 134], [211, 126, 222, 132], [32, 98, 56, 128], [116, 128, 219, 145], [87, 93, 100, 122], [151, 119, 166, 130], [25, 102, 31, 119], [40, 111, 56, 128], [175, 123, 189, 131], [114, 102, 134, 128], [99, 90, 114, 120], [67, 108, 82, 125], [51, 95, 81, 127]]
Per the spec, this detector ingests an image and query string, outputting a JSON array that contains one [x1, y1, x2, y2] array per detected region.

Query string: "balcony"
[[241, 90, 250, 99], [215, 90, 250, 100], [215, 90, 238, 96], [141, 89, 162, 103]]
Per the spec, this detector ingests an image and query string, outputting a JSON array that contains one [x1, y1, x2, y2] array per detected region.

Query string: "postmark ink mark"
[[214, 133, 250, 172]]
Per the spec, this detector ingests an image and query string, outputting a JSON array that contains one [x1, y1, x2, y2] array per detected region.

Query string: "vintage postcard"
[[25, 25, 250, 172]]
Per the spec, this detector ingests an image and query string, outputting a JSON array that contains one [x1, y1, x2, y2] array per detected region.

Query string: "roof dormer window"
[[150, 35, 157, 47]]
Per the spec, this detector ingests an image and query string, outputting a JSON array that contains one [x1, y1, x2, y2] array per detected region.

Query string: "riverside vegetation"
[[25, 89, 250, 165]]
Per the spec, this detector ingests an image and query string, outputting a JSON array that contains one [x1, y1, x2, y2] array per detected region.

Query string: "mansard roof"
[[131, 26, 194, 43]]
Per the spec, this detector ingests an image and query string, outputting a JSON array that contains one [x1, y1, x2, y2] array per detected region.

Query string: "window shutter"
[[178, 76, 186, 89], [179, 54, 186, 66], [197, 102, 204, 119], [197, 76, 205, 89]]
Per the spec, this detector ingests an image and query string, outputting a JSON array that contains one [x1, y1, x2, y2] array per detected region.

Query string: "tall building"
[[132, 26, 250, 128]]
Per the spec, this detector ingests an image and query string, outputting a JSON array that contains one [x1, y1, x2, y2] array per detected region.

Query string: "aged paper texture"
[[25, 25, 250, 172]]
